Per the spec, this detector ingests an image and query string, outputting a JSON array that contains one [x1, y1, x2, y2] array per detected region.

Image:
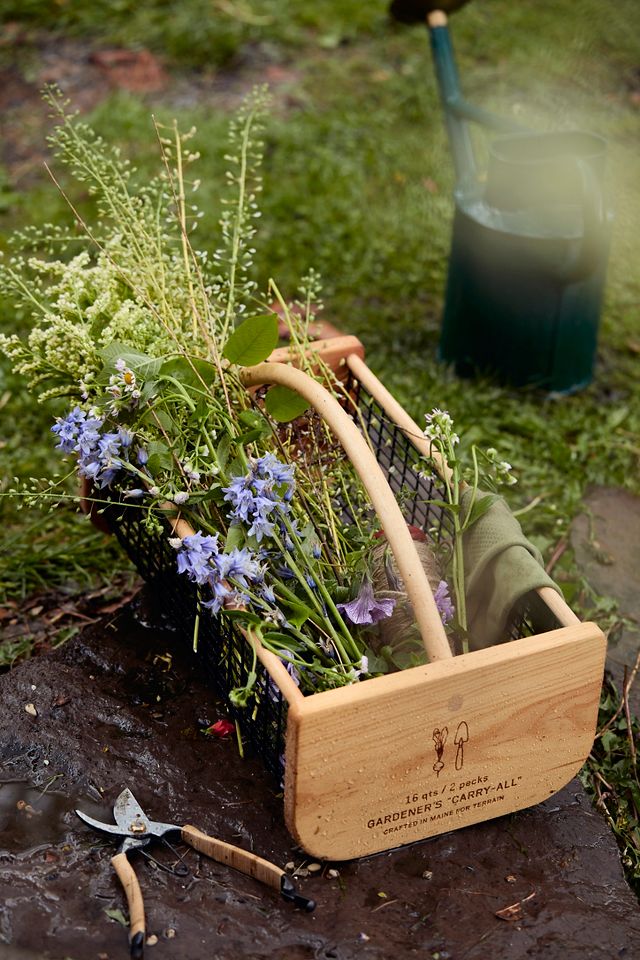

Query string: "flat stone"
[[1, 601, 638, 959], [571, 485, 640, 713]]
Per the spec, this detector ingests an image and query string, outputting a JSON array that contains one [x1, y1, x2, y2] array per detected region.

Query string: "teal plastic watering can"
[[391, 4, 613, 393]]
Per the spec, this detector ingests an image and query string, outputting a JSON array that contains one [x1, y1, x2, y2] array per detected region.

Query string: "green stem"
[[280, 518, 360, 661]]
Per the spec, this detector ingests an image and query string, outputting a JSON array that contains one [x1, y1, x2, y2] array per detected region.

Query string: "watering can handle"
[[556, 159, 605, 282]]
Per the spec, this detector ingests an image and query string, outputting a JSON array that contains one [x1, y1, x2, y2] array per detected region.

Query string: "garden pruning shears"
[[76, 787, 315, 958]]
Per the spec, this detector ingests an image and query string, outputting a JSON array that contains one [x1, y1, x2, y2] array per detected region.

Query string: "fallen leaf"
[[104, 907, 128, 926], [52, 695, 71, 707]]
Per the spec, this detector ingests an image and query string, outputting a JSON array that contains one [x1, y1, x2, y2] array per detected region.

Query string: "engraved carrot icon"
[[432, 727, 448, 776]]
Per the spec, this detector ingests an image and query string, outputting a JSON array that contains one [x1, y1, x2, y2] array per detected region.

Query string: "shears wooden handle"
[[111, 851, 145, 959], [182, 825, 315, 910], [109, 825, 315, 957]]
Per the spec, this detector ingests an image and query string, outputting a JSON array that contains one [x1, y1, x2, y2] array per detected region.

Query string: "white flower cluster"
[[423, 407, 460, 447]]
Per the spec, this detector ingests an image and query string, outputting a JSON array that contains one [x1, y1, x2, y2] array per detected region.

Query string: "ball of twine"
[[370, 528, 443, 655]]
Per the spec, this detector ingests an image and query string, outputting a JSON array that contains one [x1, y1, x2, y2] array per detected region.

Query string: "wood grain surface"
[[284, 623, 606, 860]]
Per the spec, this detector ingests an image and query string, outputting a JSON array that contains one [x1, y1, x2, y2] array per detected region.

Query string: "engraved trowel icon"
[[454, 722, 469, 771]]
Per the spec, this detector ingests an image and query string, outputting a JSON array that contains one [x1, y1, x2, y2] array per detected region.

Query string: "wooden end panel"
[[284, 624, 605, 860], [267, 335, 364, 377]]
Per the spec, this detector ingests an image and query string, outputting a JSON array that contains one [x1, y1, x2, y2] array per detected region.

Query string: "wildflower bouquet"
[[0, 88, 516, 708]]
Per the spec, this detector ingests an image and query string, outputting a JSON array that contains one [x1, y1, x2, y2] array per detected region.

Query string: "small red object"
[[206, 719, 235, 738]]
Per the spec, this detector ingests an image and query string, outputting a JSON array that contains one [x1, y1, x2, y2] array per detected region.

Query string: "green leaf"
[[283, 600, 315, 629], [463, 493, 500, 528], [237, 427, 268, 445], [181, 488, 223, 504], [222, 314, 278, 366], [153, 409, 178, 436], [262, 632, 305, 652], [146, 440, 173, 475], [425, 499, 459, 514], [238, 409, 265, 428], [215, 435, 231, 471], [225, 524, 245, 552], [104, 908, 128, 927], [224, 609, 263, 626], [264, 385, 310, 423], [159, 355, 218, 388], [608, 406, 629, 430], [100, 342, 162, 377]]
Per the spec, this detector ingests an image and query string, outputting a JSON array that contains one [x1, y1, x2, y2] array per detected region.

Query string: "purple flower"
[[222, 455, 295, 544], [254, 453, 295, 486], [218, 547, 262, 587], [434, 580, 455, 625], [51, 406, 87, 452], [173, 532, 220, 584], [172, 534, 263, 616], [75, 416, 103, 457], [98, 431, 122, 463], [201, 579, 233, 616], [260, 583, 276, 604], [337, 579, 396, 626], [52, 406, 138, 490]]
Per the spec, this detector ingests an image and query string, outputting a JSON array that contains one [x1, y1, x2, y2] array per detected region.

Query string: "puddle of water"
[[0, 780, 110, 854]]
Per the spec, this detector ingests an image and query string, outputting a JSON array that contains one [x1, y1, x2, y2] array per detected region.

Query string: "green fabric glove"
[[461, 489, 561, 650]]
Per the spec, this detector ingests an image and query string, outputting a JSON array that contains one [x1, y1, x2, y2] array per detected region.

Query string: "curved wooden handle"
[[240, 362, 452, 662], [111, 852, 145, 958], [182, 824, 284, 892]]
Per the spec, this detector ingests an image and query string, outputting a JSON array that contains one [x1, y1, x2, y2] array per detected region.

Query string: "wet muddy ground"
[[1, 593, 638, 960]]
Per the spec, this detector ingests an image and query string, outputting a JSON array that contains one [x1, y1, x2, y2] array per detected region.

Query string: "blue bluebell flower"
[[260, 583, 276, 604], [172, 533, 263, 617], [51, 406, 87, 452], [254, 453, 295, 486], [174, 532, 220, 584], [219, 547, 262, 587], [222, 455, 296, 544]]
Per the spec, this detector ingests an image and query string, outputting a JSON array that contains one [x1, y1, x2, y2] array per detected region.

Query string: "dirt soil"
[[571, 485, 640, 716], [1, 593, 639, 960], [0, 25, 301, 186]]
